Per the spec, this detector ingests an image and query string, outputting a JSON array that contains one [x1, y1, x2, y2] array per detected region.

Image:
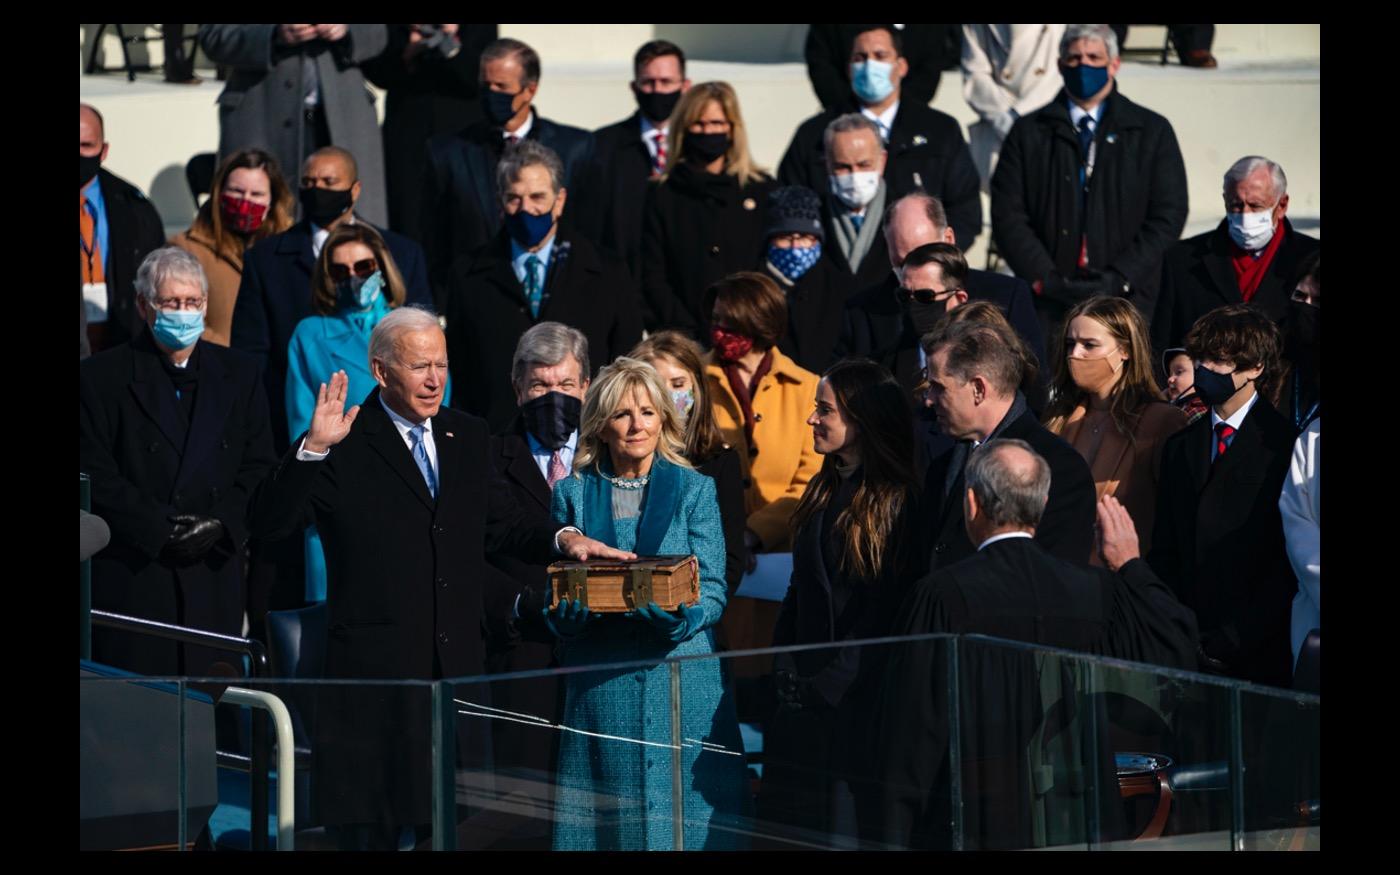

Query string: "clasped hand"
[[632, 602, 705, 644]]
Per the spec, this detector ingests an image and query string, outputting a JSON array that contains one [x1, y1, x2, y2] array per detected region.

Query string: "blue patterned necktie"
[[409, 425, 437, 498], [850, 213, 864, 232], [524, 254, 543, 319]]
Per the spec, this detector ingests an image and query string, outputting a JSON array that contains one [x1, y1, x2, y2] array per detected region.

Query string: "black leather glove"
[[1041, 270, 1130, 305], [773, 669, 825, 712], [161, 514, 226, 564]]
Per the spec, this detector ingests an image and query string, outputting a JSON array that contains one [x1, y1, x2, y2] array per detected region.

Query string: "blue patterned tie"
[[409, 425, 437, 498], [850, 213, 864, 232], [524, 254, 543, 319]]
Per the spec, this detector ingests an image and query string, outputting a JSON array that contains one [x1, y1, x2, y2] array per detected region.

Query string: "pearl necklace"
[[603, 471, 651, 490]]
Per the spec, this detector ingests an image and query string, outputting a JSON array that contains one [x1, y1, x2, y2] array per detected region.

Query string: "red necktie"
[[1214, 423, 1236, 460], [652, 130, 667, 176], [547, 450, 568, 489]]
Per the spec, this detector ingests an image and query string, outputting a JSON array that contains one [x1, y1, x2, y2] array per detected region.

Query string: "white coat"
[[1279, 417, 1320, 670], [960, 24, 1066, 188]]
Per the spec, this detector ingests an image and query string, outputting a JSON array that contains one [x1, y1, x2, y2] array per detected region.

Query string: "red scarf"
[[1229, 221, 1285, 303], [722, 349, 774, 456]]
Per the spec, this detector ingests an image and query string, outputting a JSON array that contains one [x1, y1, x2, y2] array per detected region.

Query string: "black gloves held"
[[161, 514, 226, 565]]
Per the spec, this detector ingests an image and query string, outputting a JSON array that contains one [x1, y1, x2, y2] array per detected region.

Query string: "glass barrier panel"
[[1239, 685, 1321, 851]]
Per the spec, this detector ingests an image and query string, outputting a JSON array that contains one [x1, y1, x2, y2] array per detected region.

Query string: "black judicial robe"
[[869, 538, 1198, 850]]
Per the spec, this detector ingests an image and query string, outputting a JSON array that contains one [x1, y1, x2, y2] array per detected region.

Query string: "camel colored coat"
[[1053, 400, 1188, 565], [170, 228, 245, 348]]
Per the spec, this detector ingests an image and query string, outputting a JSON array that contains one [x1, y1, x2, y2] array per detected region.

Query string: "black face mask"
[[299, 187, 354, 227], [1192, 363, 1245, 407], [520, 391, 582, 451], [80, 154, 101, 188], [683, 132, 730, 165], [482, 89, 522, 127], [1282, 301, 1320, 367], [903, 298, 945, 340], [635, 88, 682, 123]]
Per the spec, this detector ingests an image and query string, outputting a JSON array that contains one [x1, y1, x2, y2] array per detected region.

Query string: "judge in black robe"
[[868, 442, 1198, 850]]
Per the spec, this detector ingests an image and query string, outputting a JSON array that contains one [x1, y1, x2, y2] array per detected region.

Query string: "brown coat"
[[705, 346, 822, 552], [1053, 400, 1187, 565], [169, 228, 245, 347]]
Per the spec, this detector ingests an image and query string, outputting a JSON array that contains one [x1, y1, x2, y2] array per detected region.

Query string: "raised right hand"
[[305, 370, 360, 453], [277, 24, 318, 46]]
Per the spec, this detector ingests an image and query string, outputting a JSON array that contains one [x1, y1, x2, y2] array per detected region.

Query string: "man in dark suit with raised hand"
[[919, 318, 1095, 574], [781, 25, 981, 250], [873, 442, 1198, 849], [249, 307, 630, 849], [422, 37, 599, 294]]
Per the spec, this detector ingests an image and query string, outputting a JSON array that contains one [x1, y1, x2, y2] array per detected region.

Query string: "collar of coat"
[[703, 345, 809, 386], [1039, 84, 1147, 133]]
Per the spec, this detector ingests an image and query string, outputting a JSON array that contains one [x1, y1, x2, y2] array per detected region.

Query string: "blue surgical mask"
[[339, 270, 384, 310], [151, 308, 204, 350], [670, 387, 695, 419], [1061, 62, 1110, 101], [505, 209, 556, 249], [850, 59, 895, 104], [768, 242, 823, 282]]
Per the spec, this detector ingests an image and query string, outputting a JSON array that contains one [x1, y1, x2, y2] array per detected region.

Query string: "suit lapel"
[[1185, 416, 1213, 495], [503, 423, 552, 512], [175, 345, 232, 490], [363, 396, 437, 511], [466, 133, 502, 236], [1209, 401, 1263, 487], [1202, 229, 1241, 305], [129, 345, 187, 454], [431, 411, 460, 513]]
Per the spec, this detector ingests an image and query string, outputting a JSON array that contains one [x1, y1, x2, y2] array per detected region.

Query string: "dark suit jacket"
[[421, 112, 599, 293], [876, 537, 1198, 849], [835, 269, 1048, 401], [1154, 219, 1320, 357], [1148, 396, 1295, 687], [249, 388, 559, 825], [444, 231, 642, 431], [779, 99, 982, 250], [361, 24, 498, 241], [769, 257, 855, 374], [921, 404, 1096, 575], [592, 111, 657, 283], [229, 217, 431, 451], [85, 169, 167, 349], [79, 332, 276, 675], [991, 86, 1188, 341], [804, 24, 955, 111]]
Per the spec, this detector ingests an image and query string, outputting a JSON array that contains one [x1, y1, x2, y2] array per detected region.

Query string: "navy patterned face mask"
[[768, 242, 822, 282]]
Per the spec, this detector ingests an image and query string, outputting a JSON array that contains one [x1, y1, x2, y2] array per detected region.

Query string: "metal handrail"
[[222, 687, 296, 851]]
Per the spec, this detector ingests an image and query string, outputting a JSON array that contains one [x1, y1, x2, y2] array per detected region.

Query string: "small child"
[[1161, 347, 1209, 424]]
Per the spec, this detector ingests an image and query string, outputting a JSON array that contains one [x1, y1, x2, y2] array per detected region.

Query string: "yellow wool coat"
[[705, 347, 822, 552]]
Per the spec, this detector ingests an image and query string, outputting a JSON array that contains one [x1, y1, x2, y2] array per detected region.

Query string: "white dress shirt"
[[504, 109, 535, 142], [310, 213, 357, 259], [641, 115, 668, 164], [977, 531, 1034, 551], [1209, 391, 1259, 462], [861, 100, 900, 142]]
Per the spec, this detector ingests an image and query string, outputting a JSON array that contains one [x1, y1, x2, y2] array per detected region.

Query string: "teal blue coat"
[[550, 455, 749, 850]]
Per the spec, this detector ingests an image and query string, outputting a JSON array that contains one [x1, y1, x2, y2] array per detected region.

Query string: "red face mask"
[[220, 193, 269, 234], [710, 326, 754, 363]]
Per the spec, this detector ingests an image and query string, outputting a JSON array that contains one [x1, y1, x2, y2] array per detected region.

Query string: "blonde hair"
[[665, 81, 767, 187], [575, 357, 692, 473]]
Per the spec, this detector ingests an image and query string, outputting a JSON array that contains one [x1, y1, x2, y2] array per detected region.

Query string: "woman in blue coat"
[[285, 223, 449, 602], [546, 356, 749, 850]]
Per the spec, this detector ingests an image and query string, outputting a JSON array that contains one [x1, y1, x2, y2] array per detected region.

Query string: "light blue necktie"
[[850, 213, 864, 232], [524, 254, 543, 319], [409, 425, 437, 498]]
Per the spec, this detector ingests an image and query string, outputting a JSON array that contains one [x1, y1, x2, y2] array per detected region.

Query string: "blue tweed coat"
[[550, 455, 750, 850]]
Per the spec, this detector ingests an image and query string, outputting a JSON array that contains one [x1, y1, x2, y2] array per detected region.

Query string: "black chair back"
[[1293, 629, 1320, 693], [185, 152, 218, 209]]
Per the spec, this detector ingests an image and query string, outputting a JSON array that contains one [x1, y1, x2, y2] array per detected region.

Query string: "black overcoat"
[[85, 169, 167, 348]]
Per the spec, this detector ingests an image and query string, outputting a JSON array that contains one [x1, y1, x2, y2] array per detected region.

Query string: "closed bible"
[[547, 555, 700, 613]]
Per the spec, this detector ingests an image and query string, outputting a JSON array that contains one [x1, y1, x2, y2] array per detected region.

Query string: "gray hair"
[[496, 139, 566, 200], [822, 113, 885, 167], [965, 438, 1051, 529], [511, 321, 590, 392], [1223, 156, 1288, 200], [368, 305, 442, 366], [134, 246, 207, 304], [882, 190, 948, 236], [1060, 24, 1119, 61]]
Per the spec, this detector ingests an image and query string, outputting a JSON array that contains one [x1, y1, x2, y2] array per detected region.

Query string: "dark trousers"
[[162, 24, 195, 81]]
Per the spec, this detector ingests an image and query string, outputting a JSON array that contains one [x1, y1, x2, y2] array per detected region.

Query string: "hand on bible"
[[557, 531, 636, 562], [1096, 494, 1140, 572], [305, 370, 360, 454]]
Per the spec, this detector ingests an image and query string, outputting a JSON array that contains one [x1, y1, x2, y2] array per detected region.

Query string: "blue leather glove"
[[542, 597, 594, 639], [634, 602, 705, 644]]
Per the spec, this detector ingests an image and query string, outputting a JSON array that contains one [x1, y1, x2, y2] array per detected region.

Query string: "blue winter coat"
[[285, 301, 451, 601], [550, 455, 750, 850]]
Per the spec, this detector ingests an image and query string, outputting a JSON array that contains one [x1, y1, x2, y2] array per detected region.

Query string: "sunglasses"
[[328, 258, 378, 282], [897, 286, 962, 305]]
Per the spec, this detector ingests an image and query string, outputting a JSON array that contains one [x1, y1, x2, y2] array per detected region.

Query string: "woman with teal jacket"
[[546, 357, 749, 850], [285, 223, 450, 602]]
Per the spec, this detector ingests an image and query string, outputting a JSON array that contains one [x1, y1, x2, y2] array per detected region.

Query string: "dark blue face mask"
[[482, 89, 522, 127], [505, 209, 556, 249], [1060, 62, 1110, 101]]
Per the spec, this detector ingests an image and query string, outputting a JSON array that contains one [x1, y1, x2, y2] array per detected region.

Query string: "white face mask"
[[828, 171, 882, 211], [1226, 207, 1276, 251]]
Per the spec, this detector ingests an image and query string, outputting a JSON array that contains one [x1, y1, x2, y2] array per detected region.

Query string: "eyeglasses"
[[770, 232, 819, 248], [898, 286, 961, 305], [328, 258, 378, 282], [1290, 286, 1319, 306], [152, 297, 206, 312]]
